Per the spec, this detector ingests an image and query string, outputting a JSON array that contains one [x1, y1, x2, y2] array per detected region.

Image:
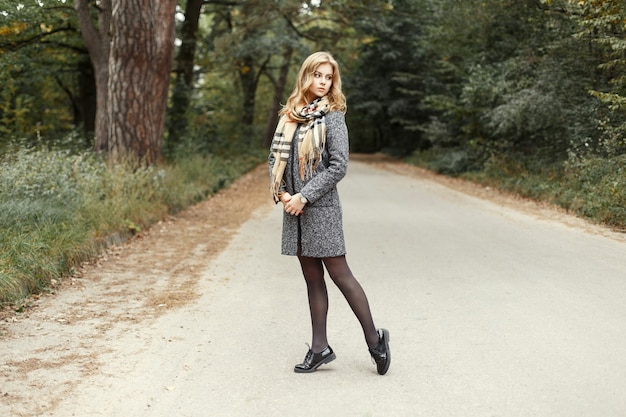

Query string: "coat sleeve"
[[299, 111, 349, 204]]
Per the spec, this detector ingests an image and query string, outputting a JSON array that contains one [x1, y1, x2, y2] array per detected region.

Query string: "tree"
[[166, 0, 204, 153], [259, 0, 390, 147], [106, 0, 177, 164], [0, 0, 90, 144], [75, 0, 111, 153], [574, 0, 626, 157], [262, 45, 294, 147], [404, 0, 597, 166], [194, 0, 388, 150], [344, 0, 431, 154], [75, 0, 177, 163]]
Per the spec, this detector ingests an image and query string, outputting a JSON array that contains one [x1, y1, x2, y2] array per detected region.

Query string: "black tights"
[[297, 255, 379, 353]]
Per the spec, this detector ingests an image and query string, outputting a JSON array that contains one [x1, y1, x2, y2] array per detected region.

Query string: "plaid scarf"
[[270, 96, 330, 202]]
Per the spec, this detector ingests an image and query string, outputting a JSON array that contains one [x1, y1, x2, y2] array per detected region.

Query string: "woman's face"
[[308, 63, 333, 99]]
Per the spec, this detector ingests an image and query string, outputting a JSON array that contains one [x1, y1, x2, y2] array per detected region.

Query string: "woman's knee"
[[323, 256, 352, 280], [299, 256, 325, 281]]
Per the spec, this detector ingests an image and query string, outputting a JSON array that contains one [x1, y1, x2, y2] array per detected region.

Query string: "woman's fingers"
[[285, 207, 304, 216]]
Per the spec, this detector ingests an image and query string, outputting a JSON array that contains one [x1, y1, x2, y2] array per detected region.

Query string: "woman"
[[269, 51, 390, 375]]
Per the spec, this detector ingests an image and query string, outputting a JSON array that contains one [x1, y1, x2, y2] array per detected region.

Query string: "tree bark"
[[75, 0, 111, 153], [77, 57, 97, 136], [108, 0, 177, 164], [239, 55, 258, 128]]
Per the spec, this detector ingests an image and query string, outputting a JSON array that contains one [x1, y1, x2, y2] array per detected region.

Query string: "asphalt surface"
[[51, 160, 626, 417]]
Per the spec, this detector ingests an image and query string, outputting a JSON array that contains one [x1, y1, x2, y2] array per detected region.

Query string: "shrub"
[[0, 146, 264, 303], [561, 156, 626, 227], [457, 154, 626, 230]]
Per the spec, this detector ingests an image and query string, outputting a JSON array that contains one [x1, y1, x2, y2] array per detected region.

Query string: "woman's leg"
[[323, 256, 379, 348], [297, 255, 330, 352]]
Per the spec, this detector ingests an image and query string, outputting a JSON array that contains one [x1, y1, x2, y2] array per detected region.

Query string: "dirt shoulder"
[[0, 163, 271, 416]]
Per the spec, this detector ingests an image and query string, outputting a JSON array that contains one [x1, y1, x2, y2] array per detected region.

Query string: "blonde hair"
[[280, 51, 347, 117]]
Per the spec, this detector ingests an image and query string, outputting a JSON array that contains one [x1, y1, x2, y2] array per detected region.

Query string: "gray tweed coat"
[[268, 111, 349, 257]]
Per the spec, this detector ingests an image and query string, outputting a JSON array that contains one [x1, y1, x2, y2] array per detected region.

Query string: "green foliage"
[[185, 0, 379, 152], [462, 154, 626, 228], [0, 0, 88, 145], [405, 146, 470, 176], [345, 0, 431, 154], [392, 0, 626, 230], [574, 0, 626, 157], [345, 0, 620, 169], [561, 156, 626, 226], [0, 144, 264, 303]]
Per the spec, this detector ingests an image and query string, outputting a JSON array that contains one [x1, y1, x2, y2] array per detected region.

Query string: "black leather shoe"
[[294, 346, 336, 373], [369, 328, 390, 375]]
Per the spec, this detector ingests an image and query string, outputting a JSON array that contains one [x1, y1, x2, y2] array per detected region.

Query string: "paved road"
[[52, 160, 626, 416]]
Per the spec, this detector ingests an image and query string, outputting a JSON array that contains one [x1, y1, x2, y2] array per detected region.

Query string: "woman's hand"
[[279, 192, 291, 203], [282, 192, 305, 216]]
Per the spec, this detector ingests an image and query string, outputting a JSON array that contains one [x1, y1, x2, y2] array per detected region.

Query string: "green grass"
[[0, 147, 265, 303]]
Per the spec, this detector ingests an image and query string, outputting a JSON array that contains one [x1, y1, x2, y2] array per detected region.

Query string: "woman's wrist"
[[293, 193, 308, 204]]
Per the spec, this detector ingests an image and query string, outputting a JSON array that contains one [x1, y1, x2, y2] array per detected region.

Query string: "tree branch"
[[74, 0, 103, 64], [255, 55, 271, 87], [282, 14, 316, 41], [1, 26, 76, 52], [40, 40, 87, 55]]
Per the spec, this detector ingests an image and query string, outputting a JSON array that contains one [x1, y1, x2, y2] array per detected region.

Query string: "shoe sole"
[[294, 352, 336, 373]]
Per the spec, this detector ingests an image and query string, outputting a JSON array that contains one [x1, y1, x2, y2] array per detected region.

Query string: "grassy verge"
[[407, 150, 626, 230], [0, 147, 265, 304]]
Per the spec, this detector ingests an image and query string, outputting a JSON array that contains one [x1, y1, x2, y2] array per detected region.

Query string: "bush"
[[405, 147, 470, 176], [456, 154, 626, 229], [0, 146, 264, 303], [561, 156, 626, 227]]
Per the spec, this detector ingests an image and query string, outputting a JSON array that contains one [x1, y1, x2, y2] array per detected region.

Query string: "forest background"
[[0, 0, 625, 303]]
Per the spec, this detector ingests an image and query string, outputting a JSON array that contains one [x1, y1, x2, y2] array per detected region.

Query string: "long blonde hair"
[[280, 51, 347, 117]]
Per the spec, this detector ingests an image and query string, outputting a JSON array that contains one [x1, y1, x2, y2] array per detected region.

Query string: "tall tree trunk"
[[239, 55, 257, 127], [166, 0, 204, 155], [263, 47, 293, 147], [78, 57, 97, 136], [75, 0, 111, 153], [108, 0, 177, 164], [239, 54, 270, 146]]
